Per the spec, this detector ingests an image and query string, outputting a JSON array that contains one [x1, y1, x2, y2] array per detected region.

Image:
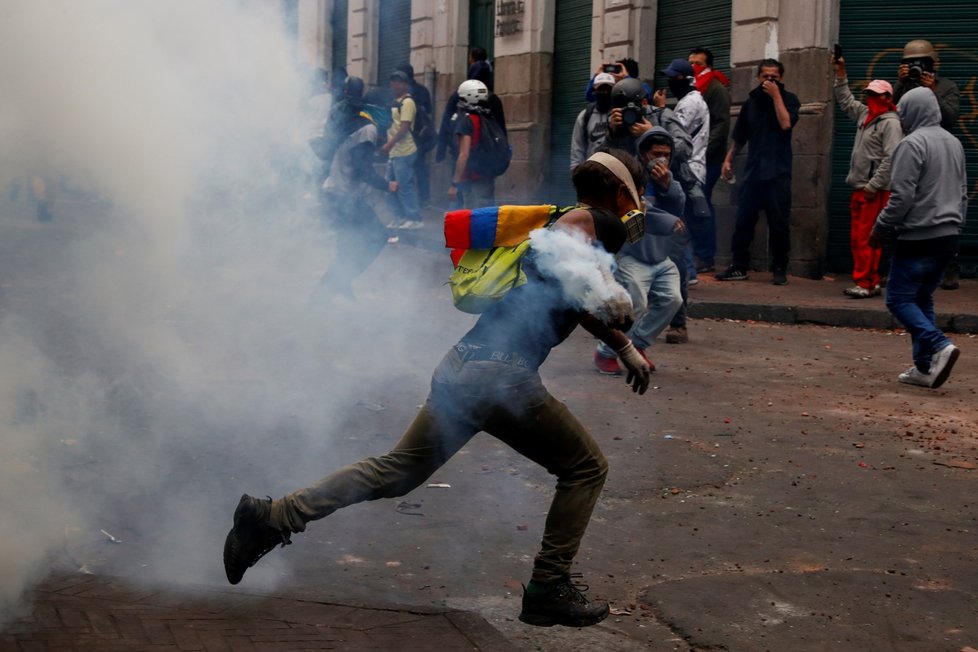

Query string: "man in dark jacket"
[[717, 59, 800, 285], [436, 47, 507, 165], [870, 88, 966, 389]]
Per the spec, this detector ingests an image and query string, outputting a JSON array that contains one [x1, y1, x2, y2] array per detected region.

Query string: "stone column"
[[296, 0, 331, 70], [348, 0, 378, 83], [597, 0, 655, 77], [493, 0, 555, 203]]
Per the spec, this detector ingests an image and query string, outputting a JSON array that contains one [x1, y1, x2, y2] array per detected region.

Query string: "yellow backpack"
[[444, 205, 567, 314]]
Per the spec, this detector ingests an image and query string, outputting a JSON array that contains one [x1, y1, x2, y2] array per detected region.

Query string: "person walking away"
[[382, 70, 423, 231], [223, 149, 653, 628], [833, 54, 902, 298], [687, 47, 730, 274], [448, 80, 505, 208], [569, 73, 615, 171], [893, 38, 962, 291], [869, 87, 965, 389], [310, 101, 391, 304], [716, 59, 800, 285]]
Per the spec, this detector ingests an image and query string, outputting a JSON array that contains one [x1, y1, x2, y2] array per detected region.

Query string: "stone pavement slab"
[[643, 570, 976, 652], [0, 573, 517, 651]]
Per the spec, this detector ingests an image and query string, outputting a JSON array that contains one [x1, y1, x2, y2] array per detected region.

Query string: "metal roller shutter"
[[830, 1, 978, 276], [655, 1, 731, 77], [469, 0, 495, 63], [331, 0, 348, 72], [377, 0, 411, 83], [549, 0, 592, 204]]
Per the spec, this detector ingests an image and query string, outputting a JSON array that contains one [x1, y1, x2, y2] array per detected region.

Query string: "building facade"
[[297, 0, 977, 279]]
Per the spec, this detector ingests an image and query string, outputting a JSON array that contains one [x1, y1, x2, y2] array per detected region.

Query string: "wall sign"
[[495, 0, 524, 36]]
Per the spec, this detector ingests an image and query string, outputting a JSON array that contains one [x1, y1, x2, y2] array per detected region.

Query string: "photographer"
[[893, 39, 960, 132], [601, 78, 654, 155]]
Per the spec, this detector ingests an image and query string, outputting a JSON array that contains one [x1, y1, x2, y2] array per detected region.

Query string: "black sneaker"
[[518, 575, 609, 627], [715, 266, 748, 281], [772, 269, 787, 285], [223, 494, 291, 585]]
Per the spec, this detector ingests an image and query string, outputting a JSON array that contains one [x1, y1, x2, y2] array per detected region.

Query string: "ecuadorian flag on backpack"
[[443, 205, 563, 313]]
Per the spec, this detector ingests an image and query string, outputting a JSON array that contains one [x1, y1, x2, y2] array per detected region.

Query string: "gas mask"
[[620, 209, 646, 244], [594, 91, 613, 113], [586, 152, 646, 244]]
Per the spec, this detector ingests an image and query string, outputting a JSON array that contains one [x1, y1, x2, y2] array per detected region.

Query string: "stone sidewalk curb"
[[399, 218, 978, 334], [687, 300, 978, 333]]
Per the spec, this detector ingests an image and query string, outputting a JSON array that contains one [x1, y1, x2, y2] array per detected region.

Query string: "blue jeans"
[[885, 252, 954, 372], [597, 256, 682, 355], [686, 163, 720, 266], [386, 152, 421, 222]]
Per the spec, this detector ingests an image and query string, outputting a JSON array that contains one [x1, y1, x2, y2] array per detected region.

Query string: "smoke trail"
[[529, 227, 632, 320], [0, 0, 437, 624]]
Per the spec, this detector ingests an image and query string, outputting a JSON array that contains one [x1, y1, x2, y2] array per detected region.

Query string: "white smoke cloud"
[[0, 0, 436, 625], [529, 227, 632, 321]]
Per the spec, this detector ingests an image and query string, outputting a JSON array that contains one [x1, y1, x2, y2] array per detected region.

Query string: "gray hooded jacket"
[[875, 87, 967, 241]]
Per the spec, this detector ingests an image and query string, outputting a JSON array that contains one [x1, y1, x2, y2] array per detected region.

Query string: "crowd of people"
[[568, 39, 964, 390], [225, 37, 965, 630]]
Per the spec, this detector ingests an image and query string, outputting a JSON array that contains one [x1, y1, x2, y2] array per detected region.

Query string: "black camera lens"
[[908, 64, 923, 81], [621, 105, 641, 127]]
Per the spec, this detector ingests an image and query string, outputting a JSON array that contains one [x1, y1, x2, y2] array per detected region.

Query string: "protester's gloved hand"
[[617, 341, 651, 395]]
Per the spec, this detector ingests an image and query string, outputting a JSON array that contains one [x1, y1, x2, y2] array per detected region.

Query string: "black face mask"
[[667, 78, 691, 99], [594, 94, 613, 112]]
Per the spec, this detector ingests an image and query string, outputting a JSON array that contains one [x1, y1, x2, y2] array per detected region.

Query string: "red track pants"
[[849, 189, 889, 289]]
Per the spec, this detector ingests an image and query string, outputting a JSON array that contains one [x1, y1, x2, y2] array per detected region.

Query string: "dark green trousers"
[[270, 345, 608, 583]]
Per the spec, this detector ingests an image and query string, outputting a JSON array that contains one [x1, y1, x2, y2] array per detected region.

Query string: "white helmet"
[[457, 79, 489, 107]]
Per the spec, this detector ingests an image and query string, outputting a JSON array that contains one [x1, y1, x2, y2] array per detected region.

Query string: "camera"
[[603, 63, 621, 74], [611, 77, 646, 128], [620, 105, 642, 127], [905, 57, 933, 81]]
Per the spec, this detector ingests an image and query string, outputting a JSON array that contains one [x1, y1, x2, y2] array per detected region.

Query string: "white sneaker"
[[929, 344, 960, 389], [386, 220, 401, 229], [399, 220, 424, 230], [898, 366, 932, 387], [844, 285, 879, 298]]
